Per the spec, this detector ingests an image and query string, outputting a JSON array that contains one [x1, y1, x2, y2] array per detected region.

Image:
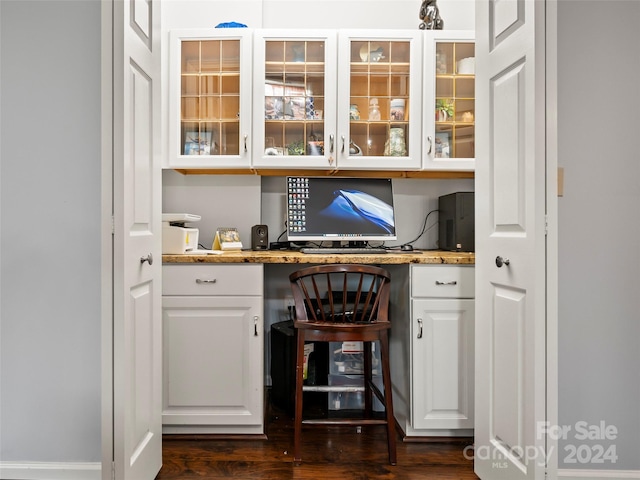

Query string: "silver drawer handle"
[[196, 278, 217, 284], [435, 280, 457, 285], [417, 318, 423, 339]]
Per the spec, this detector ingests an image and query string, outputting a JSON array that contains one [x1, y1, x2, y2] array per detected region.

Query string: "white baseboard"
[[0, 462, 101, 480], [558, 469, 640, 480]]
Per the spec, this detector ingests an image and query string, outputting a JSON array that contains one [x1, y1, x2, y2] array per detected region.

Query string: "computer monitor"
[[286, 176, 397, 243]]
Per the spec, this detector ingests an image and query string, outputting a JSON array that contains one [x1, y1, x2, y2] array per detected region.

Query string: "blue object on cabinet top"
[[215, 21, 248, 28]]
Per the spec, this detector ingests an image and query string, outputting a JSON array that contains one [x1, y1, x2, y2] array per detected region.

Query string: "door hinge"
[[545, 214, 548, 236], [111, 216, 115, 235]]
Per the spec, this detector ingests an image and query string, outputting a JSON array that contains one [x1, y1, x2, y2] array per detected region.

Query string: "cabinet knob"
[[495, 256, 510, 268], [140, 253, 153, 265]]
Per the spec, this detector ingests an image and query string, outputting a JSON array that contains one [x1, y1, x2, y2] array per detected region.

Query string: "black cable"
[[407, 208, 439, 244], [384, 208, 439, 250]]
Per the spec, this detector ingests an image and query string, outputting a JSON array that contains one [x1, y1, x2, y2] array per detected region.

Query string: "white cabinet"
[[168, 28, 474, 172], [252, 30, 338, 169], [336, 30, 423, 170], [389, 264, 475, 437], [162, 264, 264, 435], [422, 31, 475, 171], [168, 28, 253, 169], [252, 29, 423, 170]]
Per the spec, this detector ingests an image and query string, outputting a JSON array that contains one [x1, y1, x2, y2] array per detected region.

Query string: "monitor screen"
[[286, 176, 397, 242]]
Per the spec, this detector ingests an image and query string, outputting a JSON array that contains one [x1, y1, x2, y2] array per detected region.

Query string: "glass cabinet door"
[[168, 29, 252, 169], [253, 30, 337, 168], [424, 32, 475, 170], [337, 31, 422, 170]]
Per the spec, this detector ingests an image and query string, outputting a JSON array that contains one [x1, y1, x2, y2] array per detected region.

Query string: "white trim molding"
[[0, 462, 101, 480], [558, 469, 640, 480]]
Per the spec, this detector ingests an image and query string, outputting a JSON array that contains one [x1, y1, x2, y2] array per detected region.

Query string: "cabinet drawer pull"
[[417, 318, 423, 339], [254, 316, 259, 336], [435, 280, 457, 286], [195, 278, 217, 284]]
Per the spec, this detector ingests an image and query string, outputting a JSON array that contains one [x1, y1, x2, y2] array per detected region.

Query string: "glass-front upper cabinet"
[[168, 29, 252, 169], [337, 30, 422, 170], [423, 31, 475, 171], [253, 30, 337, 169]]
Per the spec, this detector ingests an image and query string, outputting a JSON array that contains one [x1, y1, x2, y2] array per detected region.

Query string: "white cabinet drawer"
[[163, 264, 263, 296], [411, 265, 474, 298]]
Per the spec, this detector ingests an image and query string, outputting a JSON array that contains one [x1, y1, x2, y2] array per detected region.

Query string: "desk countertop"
[[162, 250, 475, 265]]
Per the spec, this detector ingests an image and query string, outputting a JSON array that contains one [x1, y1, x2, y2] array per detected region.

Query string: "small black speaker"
[[251, 224, 269, 250]]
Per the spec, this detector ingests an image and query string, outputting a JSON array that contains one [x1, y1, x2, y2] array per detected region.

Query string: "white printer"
[[162, 213, 201, 254]]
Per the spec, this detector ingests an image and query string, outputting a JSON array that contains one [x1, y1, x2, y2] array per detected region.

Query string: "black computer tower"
[[438, 192, 475, 252], [270, 320, 328, 415]]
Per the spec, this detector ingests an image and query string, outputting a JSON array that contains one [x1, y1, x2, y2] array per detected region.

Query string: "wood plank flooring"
[[156, 392, 479, 479]]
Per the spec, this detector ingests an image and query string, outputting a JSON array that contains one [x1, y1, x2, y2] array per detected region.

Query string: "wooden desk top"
[[163, 250, 475, 265]]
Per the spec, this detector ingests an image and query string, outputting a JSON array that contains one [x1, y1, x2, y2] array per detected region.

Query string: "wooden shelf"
[[171, 168, 474, 179]]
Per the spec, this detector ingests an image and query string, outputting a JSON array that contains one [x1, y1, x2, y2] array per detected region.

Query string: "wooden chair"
[[289, 264, 397, 465]]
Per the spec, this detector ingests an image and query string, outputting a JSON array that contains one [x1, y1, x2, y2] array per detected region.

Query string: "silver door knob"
[[495, 256, 510, 268], [140, 253, 153, 265]]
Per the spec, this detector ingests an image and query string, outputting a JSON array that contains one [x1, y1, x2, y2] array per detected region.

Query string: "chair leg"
[[293, 329, 306, 464], [379, 331, 397, 465]]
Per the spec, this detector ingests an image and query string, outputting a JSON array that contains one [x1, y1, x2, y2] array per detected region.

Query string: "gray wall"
[[557, 0, 640, 470], [0, 0, 102, 464]]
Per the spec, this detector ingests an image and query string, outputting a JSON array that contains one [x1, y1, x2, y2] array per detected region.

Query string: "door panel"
[[162, 296, 264, 428], [412, 299, 474, 431], [475, 0, 547, 479], [110, 0, 162, 479], [492, 286, 526, 466]]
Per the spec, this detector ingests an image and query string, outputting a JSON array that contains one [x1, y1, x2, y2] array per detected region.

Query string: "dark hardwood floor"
[[157, 391, 479, 479]]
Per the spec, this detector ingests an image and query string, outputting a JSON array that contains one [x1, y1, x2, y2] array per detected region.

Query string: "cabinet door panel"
[[337, 30, 422, 170], [422, 31, 475, 171], [253, 30, 338, 169], [162, 295, 263, 427], [411, 298, 474, 430], [168, 29, 252, 169]]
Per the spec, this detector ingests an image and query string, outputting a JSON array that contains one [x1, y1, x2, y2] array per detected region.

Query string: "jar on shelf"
[[368, 98, 381, 121], [384, 127, 406, 156]]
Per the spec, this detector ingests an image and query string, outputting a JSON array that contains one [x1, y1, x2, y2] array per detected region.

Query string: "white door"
[[475, 1, 547, 479], [105, 0, 162, 478]]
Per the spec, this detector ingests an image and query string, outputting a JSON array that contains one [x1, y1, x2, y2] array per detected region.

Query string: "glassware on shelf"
[[349, 140, 363, 156], [368, 98, 381, 121]]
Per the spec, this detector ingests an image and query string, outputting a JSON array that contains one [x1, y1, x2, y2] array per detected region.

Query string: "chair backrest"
[[289, 264, 391, 325]]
